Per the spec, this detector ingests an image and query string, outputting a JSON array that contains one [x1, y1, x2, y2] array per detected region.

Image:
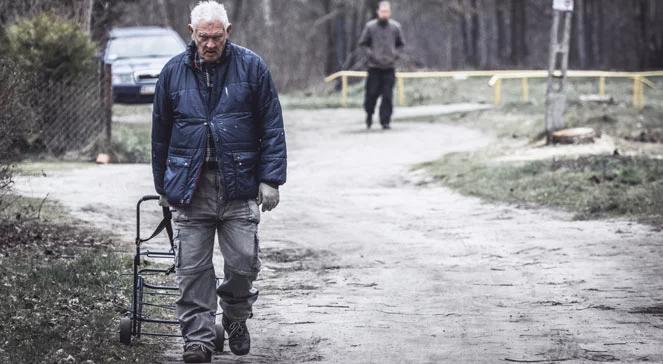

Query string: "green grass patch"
[[112, 104, 153, 123], [420, 153, 663, 225], [281, 77, 494, 109], [284, 76, 663, 111], [14, 161, 94, 176], [0, 194, 73, 225], [413, 97, 663, 146], [0, 252, 163, 363], [0, 196, 169, 363], [111, 122, 151, 163], [415, 76, 663, 226]]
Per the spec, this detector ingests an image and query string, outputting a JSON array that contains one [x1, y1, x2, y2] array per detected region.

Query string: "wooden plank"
[[521, 78, 529, 102], [341, 75, 348, 107], [397, 77, 405, 106], [632, 76, 640, 109], [494, 79, 502, 106]]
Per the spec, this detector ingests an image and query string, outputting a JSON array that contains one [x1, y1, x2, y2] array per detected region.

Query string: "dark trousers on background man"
[[364, 67, 395, 129]]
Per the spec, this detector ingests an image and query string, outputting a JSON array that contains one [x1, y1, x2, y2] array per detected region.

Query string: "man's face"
[[377, 5, 391, 21], [189, 20, 231, 62]]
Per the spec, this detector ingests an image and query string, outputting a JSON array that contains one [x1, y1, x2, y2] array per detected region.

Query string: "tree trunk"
[[574, 0, 586, 68], [79, 0, 94, 34], [510, 0, 526, 66]]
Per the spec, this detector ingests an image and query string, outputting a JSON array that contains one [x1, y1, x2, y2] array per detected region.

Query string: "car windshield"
[[107, 34, 183, 60]]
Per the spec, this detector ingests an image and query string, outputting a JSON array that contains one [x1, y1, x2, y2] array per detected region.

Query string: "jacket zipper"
[[205, 67, 216, 156], [204, 65, 225, 200], [187, 64, 214, 204]]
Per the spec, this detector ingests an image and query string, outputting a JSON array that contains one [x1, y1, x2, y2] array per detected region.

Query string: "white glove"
[[158, 194, 170, 207], [257, 183, 279, 212]]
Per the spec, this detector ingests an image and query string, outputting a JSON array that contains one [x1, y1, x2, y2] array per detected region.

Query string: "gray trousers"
[[172, 169, 261, 350]]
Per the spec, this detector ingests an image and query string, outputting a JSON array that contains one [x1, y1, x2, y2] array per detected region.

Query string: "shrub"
[[4, 13, 97, 81], [0, 58, 34, 200], [2, 13, 103, 157]]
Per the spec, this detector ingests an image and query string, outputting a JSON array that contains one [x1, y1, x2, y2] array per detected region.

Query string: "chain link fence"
[[35, 61, 112, 157]]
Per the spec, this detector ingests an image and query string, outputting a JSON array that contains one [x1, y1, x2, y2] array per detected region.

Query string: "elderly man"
[[358, 1, 405, 129], [151, 1, 286, 362]]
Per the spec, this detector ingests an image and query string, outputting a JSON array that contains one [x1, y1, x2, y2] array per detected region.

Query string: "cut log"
[[551, 127, 596, 144], [579, 94, 614, 104]]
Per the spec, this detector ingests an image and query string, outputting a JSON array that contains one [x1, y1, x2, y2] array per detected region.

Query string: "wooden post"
[[598, 76, 606, 97], [341, 74, 348, 107], [494, 78, 502, 106], [632, 76, 640, 109], [521, 77, 529, 103], [633, 76, 646, 110], [78, 0, 94, 34], [397, 76, 405, 106], [101, 62, 112, 151], [544, 0, 574, 143], [640, 78, 646, 110]]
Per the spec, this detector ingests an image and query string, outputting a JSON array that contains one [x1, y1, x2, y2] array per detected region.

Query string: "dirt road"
[[15, 105, 663, 363]]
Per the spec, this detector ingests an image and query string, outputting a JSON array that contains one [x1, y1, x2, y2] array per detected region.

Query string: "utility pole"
[[79, 0, 94, 34], [544, 0, 574, 143]]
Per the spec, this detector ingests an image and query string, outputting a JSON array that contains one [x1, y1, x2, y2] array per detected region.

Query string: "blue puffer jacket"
[[152, 41, 287, 205]]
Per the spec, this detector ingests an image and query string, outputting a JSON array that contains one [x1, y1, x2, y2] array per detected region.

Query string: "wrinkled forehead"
[[194, 19, 226, 34]]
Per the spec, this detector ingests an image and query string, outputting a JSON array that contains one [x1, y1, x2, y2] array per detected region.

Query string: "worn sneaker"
[[182, 343, 212, 363], [222, 315, 251, 356]]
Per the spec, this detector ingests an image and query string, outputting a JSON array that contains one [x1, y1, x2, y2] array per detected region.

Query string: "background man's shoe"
[[382, 124, 391, 130], [366, 115, 373, 129], [222, 315, 251, 356], [183, 343, 212, 363]]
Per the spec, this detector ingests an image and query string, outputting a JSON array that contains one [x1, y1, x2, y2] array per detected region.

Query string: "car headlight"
[[112, 72, 135, 85]]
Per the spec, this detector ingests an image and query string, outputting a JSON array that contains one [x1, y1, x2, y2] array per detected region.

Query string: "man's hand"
[[257, 183, 279, 212], [158, 194, 170, 207]]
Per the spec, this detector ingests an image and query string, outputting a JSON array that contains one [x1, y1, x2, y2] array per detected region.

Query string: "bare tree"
[[23, 0, 657, 91]]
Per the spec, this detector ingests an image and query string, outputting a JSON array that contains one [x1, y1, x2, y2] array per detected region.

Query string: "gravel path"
[[15, 105, 663, 363]]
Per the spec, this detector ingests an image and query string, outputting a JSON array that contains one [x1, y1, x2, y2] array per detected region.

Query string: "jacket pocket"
[[233, 151, 259, 197], [164, 155, 193, 204]]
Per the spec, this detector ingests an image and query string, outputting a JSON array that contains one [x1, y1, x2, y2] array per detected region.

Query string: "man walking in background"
[[152, 1, 286, 362], [358, 1, 405, 130]]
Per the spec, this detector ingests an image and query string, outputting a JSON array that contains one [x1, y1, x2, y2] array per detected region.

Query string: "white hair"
[[190, 1, 230, 30]]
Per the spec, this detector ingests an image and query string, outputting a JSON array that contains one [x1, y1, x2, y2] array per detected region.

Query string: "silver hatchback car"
[[104, 26, 186, 103]]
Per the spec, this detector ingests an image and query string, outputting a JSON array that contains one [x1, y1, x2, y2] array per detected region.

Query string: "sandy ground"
[[14, 105, 663, 363]]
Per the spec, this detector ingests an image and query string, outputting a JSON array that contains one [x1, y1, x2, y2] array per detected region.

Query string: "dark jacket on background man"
[[152, 41, 287, 206], [358, 18, 405, 69]]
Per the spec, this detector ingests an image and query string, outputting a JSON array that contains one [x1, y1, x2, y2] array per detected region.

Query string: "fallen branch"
[[279, 321, 315, 325], [504, 358, 571, 363], [374, 309, 459, 317], [36, 193, 49, 220], [307, 304, 350, 309]]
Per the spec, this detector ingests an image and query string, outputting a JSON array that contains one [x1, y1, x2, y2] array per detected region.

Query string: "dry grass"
[[0, 196, 168, 363]]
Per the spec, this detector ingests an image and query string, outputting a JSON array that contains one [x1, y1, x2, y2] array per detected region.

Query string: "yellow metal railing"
[[488, 70, 662, 110], [324, 70, 531, 107], [324, 70, 663, 110]]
